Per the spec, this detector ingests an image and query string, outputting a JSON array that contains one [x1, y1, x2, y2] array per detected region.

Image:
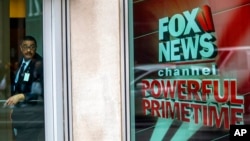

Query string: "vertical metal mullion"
[[43, 0, 65, 140], [62, 0, 73, 140], [43, 0, 54, 140]]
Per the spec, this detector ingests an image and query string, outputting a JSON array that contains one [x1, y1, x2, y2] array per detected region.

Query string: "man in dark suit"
[[5, 36, 44, 141]]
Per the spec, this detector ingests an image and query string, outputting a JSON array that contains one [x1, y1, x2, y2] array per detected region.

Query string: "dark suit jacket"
[[11, 53, 44, 131], [12, 53, 44, 103]]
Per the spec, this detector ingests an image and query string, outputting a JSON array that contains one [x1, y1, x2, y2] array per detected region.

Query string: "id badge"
[[23, 73, 30, 81]]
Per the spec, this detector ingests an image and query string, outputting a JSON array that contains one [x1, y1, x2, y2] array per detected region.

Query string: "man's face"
[[20, 40, 37, 60]]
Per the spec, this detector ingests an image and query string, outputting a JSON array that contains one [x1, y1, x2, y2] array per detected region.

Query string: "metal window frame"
[[43, 0, 72, 141], [121, 0, 131, 141]]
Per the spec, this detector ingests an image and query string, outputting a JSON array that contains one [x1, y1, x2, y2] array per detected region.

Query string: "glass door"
[[0, 0, 70, 141], [0, 0, 44, 141]]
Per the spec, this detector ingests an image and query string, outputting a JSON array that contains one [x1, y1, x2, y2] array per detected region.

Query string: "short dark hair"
[[22, 35, 37, 47]]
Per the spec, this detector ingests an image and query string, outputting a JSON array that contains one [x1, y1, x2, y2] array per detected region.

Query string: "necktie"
[[18, 63, 25, 82]]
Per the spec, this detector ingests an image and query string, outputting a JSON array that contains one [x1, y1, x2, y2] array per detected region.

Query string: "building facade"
[[0, 0, 250, 141]]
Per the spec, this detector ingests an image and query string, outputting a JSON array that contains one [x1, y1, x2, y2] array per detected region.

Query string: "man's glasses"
[[21, 45, 36, 51]]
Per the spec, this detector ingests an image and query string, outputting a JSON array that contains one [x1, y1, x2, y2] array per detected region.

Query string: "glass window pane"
[[127, 0, 250, 140], [0, 0, 44, 141]]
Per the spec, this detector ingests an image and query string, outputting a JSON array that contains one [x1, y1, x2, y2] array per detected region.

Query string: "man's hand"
[[5, 94, 25, 106]]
